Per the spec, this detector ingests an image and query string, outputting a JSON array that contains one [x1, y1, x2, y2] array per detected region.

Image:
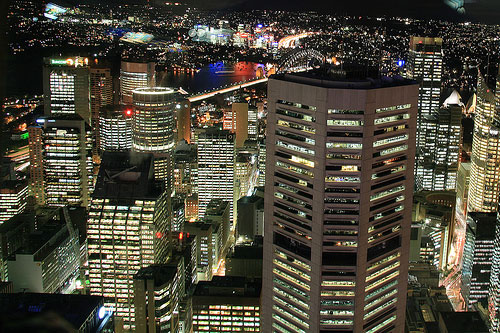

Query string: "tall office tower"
[[406, 37, 443, 189], [28, 126, 45, 205], [223, 102, 249, 147], [0, 180, 28, 223], [120, 61, 155, 104], [197, 128, 234, 220], [461, 213, 495, 309], [248, 107, 258, 140], [205, 199, 231, 256], [456, 162, 471, 218], [99, 105, 132, 151], [258, 139, 266, 187], [89, 66, 113, 156], [29, 116, 91, 207], [185, 221, 213, 281], [262, 70, 418, 332], [417, 91, 462, 191], [468, 73, 500, 213], [132, 87, 177, 185], [133, 262, 184, 332], [43, 57, 91, 122], [176, 100, 191, 143], [173, 141, 198, 196], [87, 152, 170, 329], [0, 180, 27, 223]]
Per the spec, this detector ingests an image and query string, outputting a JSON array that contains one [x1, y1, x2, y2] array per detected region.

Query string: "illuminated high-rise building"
[[0, 180, 28, 223], [89, 66, 113, 155], [176, 100, 191, 143], [43, 57, 91, 122], [132, 87, 177, 186], [191, 276, 261, 333], [28, 125, 45, 205], [461, 212, 495, 309], [99, 105, 132, 151], [120, 61, 155, 104], [248, 106, 258, 140], [133, 261, 184, 332], [417, 91, 462, 191], [185, 221, 213, 281], [468, 73, 499, 213], [173, 141, 198, 196], [87, 152, 170, 329], [406, 37, 443, 189], [197, 128, 234, 220], [223, 102, 249, 148], [262, 70, 418, 332], [28, 116, 92, 207]]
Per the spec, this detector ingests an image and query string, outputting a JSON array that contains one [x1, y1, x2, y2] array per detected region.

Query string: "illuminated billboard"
[[50, 57, 89, 67], [120, 32, 154, 44], [44, 3, 67, 20]]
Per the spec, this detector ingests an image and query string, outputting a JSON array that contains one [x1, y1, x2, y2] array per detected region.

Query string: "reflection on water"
[[160, 61, 265, 94]]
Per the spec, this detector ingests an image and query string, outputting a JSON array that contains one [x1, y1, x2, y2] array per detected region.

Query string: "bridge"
[[278, 32, 315, 48], [187, 77, 269, 102], [187, 48, 325, 103]]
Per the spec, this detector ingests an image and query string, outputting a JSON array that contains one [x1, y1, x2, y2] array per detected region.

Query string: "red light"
[[156, 232, 162, 239], [125, 109, 132, 116], [179, 232, 183, 240]]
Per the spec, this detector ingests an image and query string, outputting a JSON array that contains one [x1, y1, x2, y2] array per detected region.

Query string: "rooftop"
[[439, 312, 488, 332], [194, 276, 261, 298], [0, 292, 103, 331], [272, 65, 417, 90], [134, 264, 179, 288], [92, 151, 163, 200]]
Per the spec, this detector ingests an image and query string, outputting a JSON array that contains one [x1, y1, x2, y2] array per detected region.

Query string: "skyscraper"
[[87, 152, 170, 329], [197, 128, 234, 220], [417, 91, 462, 191], [461, 212, 496, 309], [406, 37, 443, 189], [176, 99, 191, 143], [29, 116, 92, 207], [0, 180, 28, 223], [262, 69, 418, 332], [468, 73, 499, 213], [89, 65, 113, 156], [43, 57, 91, 122], [99, 105, 132, 151], [120, 61, 155, 105], [132, 87, 177, 185]]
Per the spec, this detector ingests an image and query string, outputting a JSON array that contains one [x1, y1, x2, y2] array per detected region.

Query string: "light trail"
[[188, 77, 269, 102], [278, 32, 314, 48]]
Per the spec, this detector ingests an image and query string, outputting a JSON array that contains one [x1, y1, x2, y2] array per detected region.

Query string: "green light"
[[85, 279, 90, 285], [20, 132, 29, 140], [50, 59, 67, 65]]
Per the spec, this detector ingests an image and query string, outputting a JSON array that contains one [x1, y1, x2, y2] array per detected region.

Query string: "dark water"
[[160, 61, 265, 94]]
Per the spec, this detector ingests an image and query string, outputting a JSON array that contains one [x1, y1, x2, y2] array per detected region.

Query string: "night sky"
[[81, 0, 500, 24]]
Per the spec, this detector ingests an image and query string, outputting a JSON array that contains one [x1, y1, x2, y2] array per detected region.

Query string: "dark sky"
[[194, 0, 500, 24], [77, 0, 500, 24]]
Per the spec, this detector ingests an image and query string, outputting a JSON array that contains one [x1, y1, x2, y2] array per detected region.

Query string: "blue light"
[[257, 24, 263, 28], [98, 306, 106, 319], [397, 60, 405, 67]]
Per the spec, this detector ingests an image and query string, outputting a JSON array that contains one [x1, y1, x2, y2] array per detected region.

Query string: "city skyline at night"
[[1, 0, 500, 332]]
